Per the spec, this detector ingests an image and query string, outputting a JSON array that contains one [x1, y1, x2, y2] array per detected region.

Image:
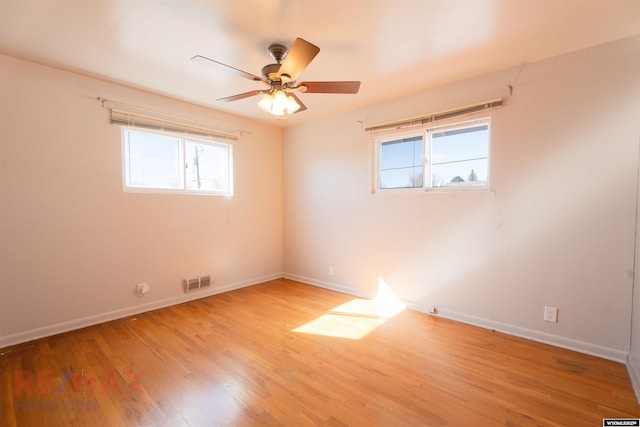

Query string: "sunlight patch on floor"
[[292, 278, 405, 339]]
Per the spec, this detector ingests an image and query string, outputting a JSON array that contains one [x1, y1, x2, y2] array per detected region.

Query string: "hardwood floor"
[[1, 278, 638, 426]]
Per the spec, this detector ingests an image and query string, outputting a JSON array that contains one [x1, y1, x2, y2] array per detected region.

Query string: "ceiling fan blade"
[[192, 55, 263, 81], [289, 93, 307, 113], [217, 90, 263, 102], [278, 38, 320, 82], [298, 81, 361, 94]]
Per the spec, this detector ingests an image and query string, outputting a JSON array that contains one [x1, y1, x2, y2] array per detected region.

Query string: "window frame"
[[373, 118, 491, 193], [375, 129, 427, 193], [122, 127, 234, 196]]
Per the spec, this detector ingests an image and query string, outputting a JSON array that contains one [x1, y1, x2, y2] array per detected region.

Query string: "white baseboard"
[[284, 273, 628, 363], [413, 305, 628, 363], [0, 273, 283, 350], [4, 273, 629, 366], [627, 354, 640, 404], [283, 273, 375, 299]]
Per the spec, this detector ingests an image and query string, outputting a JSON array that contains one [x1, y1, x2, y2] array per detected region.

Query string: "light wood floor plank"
[[1, 278, 638, 426]]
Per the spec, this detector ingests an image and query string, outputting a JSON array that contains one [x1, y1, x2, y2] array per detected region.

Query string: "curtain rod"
[[363, 98, 503, 133], [97, 97, 251, 137]]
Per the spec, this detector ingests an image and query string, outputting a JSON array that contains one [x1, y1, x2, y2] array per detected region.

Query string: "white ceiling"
[[1, 0, 639, 127]]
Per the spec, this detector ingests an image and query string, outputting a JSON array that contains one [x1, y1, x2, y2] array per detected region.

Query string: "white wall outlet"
[[544, 306, 558, 323], [137, 283, 150, 296], [328, 266, 334, 276]]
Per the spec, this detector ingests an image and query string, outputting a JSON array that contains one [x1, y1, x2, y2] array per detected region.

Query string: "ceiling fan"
[[192, 38, 361, 117]]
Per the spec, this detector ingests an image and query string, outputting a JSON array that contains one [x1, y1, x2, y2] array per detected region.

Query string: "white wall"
[[283, 36, 640, 362], [630, 121, 640, 397], [0, 55, 283, 347]]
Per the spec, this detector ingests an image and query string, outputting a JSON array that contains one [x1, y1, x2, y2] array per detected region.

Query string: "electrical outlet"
[[137, 283, 150, 296], [328, 266, 334, 276], [544, 306, 558, 323]]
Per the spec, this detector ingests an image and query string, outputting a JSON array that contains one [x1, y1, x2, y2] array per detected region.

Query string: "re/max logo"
[[13, 368, 143, 396], [14, 399, 99, 414]]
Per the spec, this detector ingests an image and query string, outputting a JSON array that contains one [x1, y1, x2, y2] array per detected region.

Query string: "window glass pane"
[[431, 125, 488, 187], [125, 131, 181, 189], [379, 136, 423, 188], [185, 141, 229, 192]]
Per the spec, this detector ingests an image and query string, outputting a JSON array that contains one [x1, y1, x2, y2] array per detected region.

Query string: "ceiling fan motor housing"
[[261, 63, 282, 82], [262, 43, 290, 83]]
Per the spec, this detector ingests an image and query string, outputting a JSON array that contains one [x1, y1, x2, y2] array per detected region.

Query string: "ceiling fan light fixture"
[[257, 92, 274, 113], [285, 93, 301, 114], [257, 89, 300, 116]]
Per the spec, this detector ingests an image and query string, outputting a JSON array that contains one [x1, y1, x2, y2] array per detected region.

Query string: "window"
[[375, 119, 490, 191], [123, 129, 233, 195], [430, 123, 489, 188], [379, 135, 424, 189]]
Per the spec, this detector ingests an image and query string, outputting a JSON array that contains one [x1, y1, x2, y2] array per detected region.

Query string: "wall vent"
[[184, 278, 200, 292], [183, 275, 213, 293], [199, 275, 211, 288]]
